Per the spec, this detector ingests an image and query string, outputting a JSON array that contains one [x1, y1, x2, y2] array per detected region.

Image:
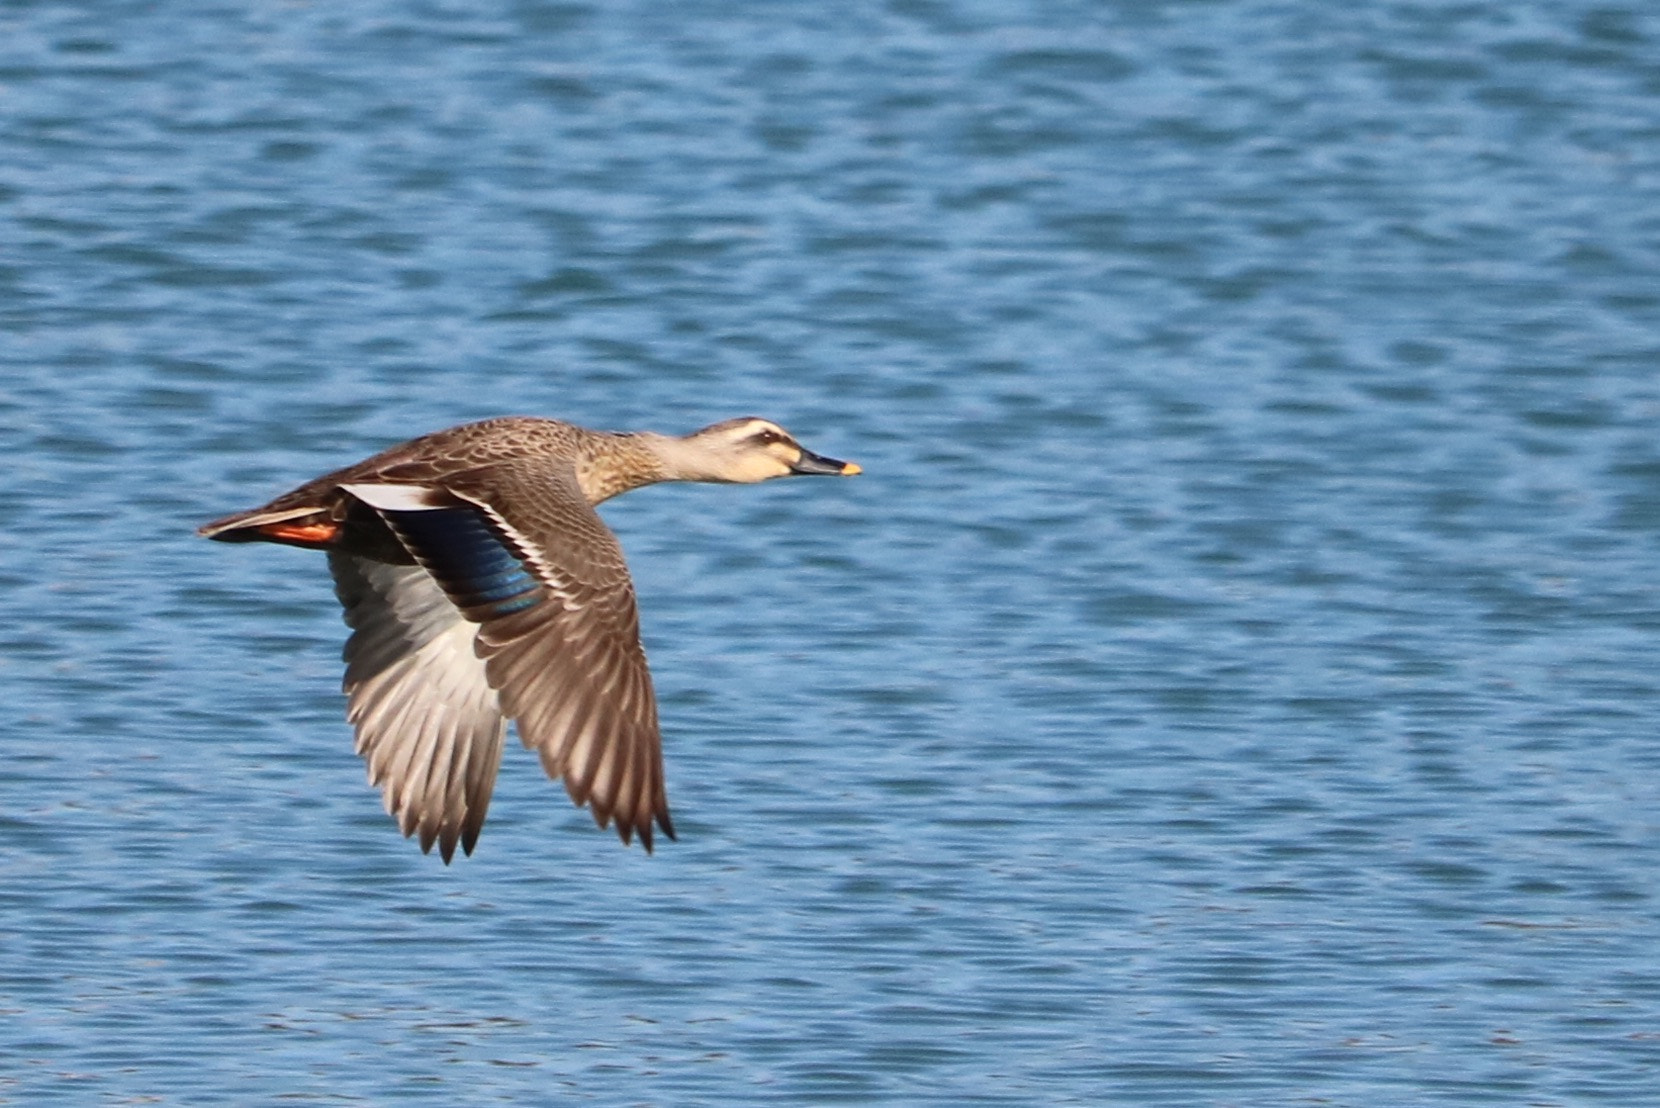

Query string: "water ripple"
[[4, 0, 1660, 1104]]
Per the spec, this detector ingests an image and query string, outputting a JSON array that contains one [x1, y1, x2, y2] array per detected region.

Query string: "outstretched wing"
[[328, 552, 507, 863], [342, 462, 674, 850]]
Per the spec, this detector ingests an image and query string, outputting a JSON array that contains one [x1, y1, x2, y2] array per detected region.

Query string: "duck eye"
[[753, 429, 786, 446]]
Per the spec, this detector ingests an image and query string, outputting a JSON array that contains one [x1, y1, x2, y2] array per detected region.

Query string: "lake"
[[4, 0, 1660, 1103]]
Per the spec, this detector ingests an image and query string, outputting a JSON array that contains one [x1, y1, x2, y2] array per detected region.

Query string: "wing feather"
[[340, 463, 674, 851], [433, 461, 675, 850], [329, 553, 507, 862]]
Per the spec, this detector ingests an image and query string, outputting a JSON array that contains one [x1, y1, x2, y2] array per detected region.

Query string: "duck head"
[[664, 418, 861, 483]]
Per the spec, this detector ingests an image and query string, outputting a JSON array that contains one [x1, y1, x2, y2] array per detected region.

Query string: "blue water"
[[5, 1, 1660, 1103]]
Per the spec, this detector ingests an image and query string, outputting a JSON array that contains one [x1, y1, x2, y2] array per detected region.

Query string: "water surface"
[[4, 1, 1660, 1103]]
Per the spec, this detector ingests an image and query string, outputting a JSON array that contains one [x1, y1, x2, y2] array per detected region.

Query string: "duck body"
[[201, 416, 858, 862]]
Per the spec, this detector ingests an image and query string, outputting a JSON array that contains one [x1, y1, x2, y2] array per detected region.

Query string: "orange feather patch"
[[256, 521, 340, 546]]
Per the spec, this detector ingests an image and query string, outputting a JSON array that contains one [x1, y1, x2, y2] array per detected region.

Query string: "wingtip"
[[619, 809, 675, 854]]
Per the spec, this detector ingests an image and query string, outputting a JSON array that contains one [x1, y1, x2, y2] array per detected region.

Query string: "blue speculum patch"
[[383, 506, 541, 619]]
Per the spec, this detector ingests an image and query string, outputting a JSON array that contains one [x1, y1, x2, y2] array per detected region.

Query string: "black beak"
[[790, 448, 861, 476]]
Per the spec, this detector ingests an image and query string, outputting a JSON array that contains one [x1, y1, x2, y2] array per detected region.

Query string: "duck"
[[200, 415, 859, 862]]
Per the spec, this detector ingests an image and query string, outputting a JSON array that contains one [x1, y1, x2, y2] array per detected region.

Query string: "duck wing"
[[341, 460, 674, 851], [329, 553, 507, 863]]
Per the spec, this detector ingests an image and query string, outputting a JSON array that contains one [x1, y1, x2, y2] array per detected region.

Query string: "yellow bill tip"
[[841, 461, 862, 476]]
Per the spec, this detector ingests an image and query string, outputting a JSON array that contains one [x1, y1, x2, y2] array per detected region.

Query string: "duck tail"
[[198, 504, 340, 548]]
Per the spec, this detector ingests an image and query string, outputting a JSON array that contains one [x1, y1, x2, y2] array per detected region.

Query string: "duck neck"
[[576, 432, 673, 504]]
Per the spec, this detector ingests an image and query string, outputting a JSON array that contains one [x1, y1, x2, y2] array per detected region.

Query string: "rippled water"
[[6, 1, 1660, 1103]]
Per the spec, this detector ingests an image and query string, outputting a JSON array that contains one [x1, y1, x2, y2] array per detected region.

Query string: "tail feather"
[[199, 504, 336, 546]]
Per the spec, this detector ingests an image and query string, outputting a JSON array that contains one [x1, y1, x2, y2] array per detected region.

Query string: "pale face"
[[685, 418, 858, 483]]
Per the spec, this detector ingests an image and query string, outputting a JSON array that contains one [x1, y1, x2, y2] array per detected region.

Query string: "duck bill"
[[791, 448, 861, 476]]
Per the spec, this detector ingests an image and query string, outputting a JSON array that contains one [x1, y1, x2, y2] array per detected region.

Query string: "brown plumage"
[[200, 415, 859, 862]]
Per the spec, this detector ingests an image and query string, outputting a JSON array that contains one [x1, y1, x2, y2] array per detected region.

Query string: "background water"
[[4, 0, 1660, 1103]]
